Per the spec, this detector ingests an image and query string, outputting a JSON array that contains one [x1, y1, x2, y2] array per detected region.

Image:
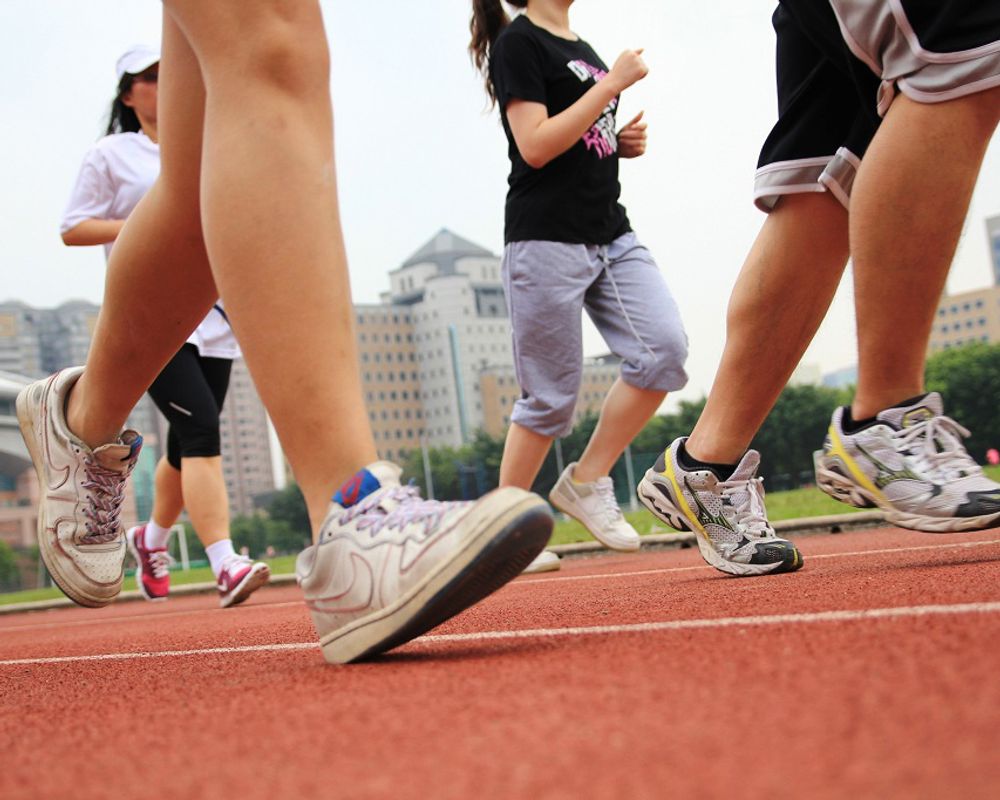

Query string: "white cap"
[[115, 45, 160, 80]]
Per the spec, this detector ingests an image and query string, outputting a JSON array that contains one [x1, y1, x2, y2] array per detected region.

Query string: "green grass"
[[6, 465, 999, 606]]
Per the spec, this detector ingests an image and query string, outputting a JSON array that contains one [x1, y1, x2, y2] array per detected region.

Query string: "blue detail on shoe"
[[333, 468, 381, 508], [124, 434, 143, 461]]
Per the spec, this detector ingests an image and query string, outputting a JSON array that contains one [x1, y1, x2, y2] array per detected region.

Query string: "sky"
[[1, 0, 998, 407]]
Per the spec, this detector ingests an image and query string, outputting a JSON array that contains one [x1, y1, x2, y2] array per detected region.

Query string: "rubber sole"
[[320, 499, 553, 664], [815, 459, 1000, 533]]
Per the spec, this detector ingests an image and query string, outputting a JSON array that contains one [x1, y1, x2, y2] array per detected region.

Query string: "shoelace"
[[147, 550, 174, 579], [720, 477, 775, 540], [79, 456, 128, 545], [594, 478, 625, 524], [219, 554, 253, 583], [339, 485, 468, 537], [895, 415, 981, 481]]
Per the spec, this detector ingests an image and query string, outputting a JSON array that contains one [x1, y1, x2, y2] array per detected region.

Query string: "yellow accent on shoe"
[[662, 448, 709, 540], [826, 423, 886, 506]]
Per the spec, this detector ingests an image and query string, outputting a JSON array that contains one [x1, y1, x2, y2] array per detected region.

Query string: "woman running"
[[61, 45, 269, 607], [470, 0, 689, 571]]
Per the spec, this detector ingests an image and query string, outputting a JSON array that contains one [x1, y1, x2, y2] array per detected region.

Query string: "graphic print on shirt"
[[567, 59, 618, 159]]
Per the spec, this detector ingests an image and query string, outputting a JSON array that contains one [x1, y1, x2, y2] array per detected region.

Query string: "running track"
[[2, 526, 999, 800]]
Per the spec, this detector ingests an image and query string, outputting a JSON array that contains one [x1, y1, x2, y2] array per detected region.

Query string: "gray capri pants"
[[502, 231, 688, 438]]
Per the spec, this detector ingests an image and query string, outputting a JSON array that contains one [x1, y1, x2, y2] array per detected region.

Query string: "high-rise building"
[[987, 214, 1000, 287], [929, 285, 1000, 352], [218, 359, 276, 517], [928, 215, 1000, 354], [0, 300, 276, 522], [0, 302, 43, 377], [355, 229, 627, 458]]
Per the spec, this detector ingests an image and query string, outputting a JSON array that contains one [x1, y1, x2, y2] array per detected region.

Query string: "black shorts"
[[754, 0, 1000, 213], [147, 343, 233, 469]]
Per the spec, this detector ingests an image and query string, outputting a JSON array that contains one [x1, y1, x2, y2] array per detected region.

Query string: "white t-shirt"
[[61, 131, 241, 360]]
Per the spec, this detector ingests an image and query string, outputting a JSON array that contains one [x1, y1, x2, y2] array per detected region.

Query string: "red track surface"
[[3, 526, 1000, 800]]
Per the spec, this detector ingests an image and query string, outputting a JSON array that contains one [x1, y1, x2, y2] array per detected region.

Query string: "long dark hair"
[[469, 0, 528, 105], [105, 74, 141, 136]]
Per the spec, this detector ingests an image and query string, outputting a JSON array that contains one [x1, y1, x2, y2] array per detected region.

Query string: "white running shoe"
[[297, 462, 553, 664], [637, 438, 803, 576], [16, 367, 143, 607], [522, 549, 561, 574], [549, 463, 640, 552], [814, 393, 1000, 532]]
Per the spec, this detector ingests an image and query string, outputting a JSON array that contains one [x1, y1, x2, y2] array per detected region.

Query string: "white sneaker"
[[522, 549, 561, 574], [296, 462, 553, 664], [637, 438, 803, 576], [815, 393, 1000, 532], [16, 367, 143, 607], [549, 463, 640, 552]]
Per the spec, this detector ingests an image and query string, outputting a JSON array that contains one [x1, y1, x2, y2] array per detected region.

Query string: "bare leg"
[[499, 423, 552, 490], [575, 379, 665, 482], [68, 6, 377, 535], [850, 89, 1000, 419], [164, 2, 376, 531], [687, 193, 849, 464], [179, 456, 229, 547], [150, 457, 184, 528]]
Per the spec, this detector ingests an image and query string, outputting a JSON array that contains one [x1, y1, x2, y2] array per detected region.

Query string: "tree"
[[924, 342, 1000, 460], [0, 540, 21, 592], [750, 383, 851, 489], [267, 483, 310, 542]]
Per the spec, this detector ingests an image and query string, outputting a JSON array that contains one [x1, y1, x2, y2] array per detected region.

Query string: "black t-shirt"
[[490, 15, 631, 245]]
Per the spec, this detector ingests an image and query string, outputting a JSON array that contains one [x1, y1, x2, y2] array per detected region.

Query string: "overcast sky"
[[1, 1, 998, 406]]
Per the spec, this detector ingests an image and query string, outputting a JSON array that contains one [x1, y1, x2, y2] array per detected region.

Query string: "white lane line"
[[2, 600, 998, 666], [3, 538, 999, 633], [515, 538, 1000, 584]]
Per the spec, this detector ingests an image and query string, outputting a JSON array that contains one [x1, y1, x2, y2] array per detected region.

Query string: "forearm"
[[61, 218, 125, 246], [518, 81, 621, 168]]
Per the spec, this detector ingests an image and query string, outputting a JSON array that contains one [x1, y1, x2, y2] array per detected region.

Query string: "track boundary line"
[[2, 537, 998, 632], [516, 537, 1000, 584], [3, 600, 998, 666]]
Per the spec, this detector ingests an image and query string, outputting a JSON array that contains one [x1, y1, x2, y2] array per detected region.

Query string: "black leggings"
[[147, 343, 233, 470]]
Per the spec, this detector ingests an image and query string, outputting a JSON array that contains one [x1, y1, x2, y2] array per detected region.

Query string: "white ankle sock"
[[145, 521, 172, 550], [205, 539, 237, 577]]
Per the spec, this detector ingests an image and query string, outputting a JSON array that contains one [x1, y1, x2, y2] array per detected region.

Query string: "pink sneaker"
[[217, 556, 270, 608], [126, 525, 172, 601]]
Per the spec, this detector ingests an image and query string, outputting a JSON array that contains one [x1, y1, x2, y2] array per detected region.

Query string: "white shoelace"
[[720, 477, 774, 539], [895, 415, 980, 481], [147, 549, 174, 579], [339, 485, 467, 537], [80, 457, 128, 544]]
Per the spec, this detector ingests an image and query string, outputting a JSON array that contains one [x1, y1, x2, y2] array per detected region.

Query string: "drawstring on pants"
[[598, 244, 658, 360]]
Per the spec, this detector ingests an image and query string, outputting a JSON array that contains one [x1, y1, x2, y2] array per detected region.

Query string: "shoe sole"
[[16, 381, 121, 608], [549, 488, 640, 553], [814, 453, 1000, 533], [319, 495, 553, 664], [220, 562, 272, 609], [637, 472, 801, 577], [126, 528, 169, 603]]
